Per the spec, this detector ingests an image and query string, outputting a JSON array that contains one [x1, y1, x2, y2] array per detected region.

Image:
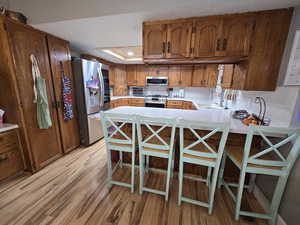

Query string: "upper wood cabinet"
[[219, 15, 255, 57], [126, 65, 137, 86], [126, 65, 147, 86], [143, 24, 167, 59], [166, 21, 193, 58], [193, 17, 222, 57], [148, 65, 169, 77], [192, 65, 218, 87], [169, 65, 193, 87], [110, 65, 128, 95]]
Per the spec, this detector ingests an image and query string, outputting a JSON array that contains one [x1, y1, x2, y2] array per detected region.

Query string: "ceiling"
[[7, 0, 300, 63]]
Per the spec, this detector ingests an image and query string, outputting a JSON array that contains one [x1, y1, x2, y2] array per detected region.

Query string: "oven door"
[[145, 102, 165, 108], [146, 77, 168, 86]]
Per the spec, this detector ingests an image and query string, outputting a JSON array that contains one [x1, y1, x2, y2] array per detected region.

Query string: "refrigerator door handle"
[[97, 65, 105, 108]]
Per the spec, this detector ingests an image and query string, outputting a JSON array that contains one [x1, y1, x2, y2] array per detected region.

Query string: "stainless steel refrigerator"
[[72, 58, 110, 146]]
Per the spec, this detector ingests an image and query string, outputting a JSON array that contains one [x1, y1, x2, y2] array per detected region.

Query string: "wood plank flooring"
[[0, 139, 268, 225]]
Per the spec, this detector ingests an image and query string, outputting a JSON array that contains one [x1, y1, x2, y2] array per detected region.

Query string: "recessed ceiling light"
[[127, 51, 134, 56]]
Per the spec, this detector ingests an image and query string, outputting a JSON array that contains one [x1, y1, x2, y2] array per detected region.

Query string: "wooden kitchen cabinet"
[[0, 129, 24, 181], [166, 21, 193, 58], [193, 17, 222, 57], [110, 65, 128, 95], [167, 100, 183, 109], [221, 64, 234, 89], [219, 15, 255, 57], [127, 65, 147, 86], [47, 35, 80, 153], [129, 98, 145, 107], [2, 19, 63, 170], [143, 24, 167, 59], [148, 65, 169, 77], [192, 65, 218, 88], [168, 65, 193, 87], [126, 65, 137, 86]]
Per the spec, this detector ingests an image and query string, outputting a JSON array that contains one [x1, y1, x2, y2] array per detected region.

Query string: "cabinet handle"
[[162, 42, 166, 53], [0, 155, 8, 163], [223, 39, 227, 51], [216, 39, 221, 51], [167, 42, 170, 53]]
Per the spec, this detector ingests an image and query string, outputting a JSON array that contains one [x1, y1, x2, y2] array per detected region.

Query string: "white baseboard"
[[253, 185, 287, 225]]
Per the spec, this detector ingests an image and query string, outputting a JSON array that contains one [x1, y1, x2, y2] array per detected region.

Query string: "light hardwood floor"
[[0, 140, 267, 225]]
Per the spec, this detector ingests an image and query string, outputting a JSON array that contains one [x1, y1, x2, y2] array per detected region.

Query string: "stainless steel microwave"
[[146, 76, 168, 86]]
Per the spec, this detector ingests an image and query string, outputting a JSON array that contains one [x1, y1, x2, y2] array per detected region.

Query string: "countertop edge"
[[0, 124, 19, 133]]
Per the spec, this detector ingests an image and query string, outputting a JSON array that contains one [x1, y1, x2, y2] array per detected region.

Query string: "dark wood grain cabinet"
[[143, 9, 292, 91], [0, 17, 80, 172], [47, 35, 80, 153], [0, 129, 24, 181]]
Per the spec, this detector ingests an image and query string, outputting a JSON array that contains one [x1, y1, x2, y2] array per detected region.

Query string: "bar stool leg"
[[139, 153, 145, 195], [165, 153, 173, 202], [206, 167, 212, 187], [131, 150, 135, 193], [119, 151, 123, 168], [269, 176, 288, 225], [248, 174, 256, 193], [208, 167, 219, 215], [218, 154, 227, 189], [178, 157, 184, 205], [235, 169, 246, 220], [107, 150, 113, 189]]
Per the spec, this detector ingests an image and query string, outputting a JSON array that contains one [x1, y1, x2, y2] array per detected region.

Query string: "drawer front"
[[0, 130, 19, 154], [167, 100, 183, 106], [0, 150, 24, 180], [131, 98, 145, 104]]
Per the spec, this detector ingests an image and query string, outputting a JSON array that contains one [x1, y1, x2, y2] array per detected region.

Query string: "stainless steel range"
[[144, 95, 167, 108]]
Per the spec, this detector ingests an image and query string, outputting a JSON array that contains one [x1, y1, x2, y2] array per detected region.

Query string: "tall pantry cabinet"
[[0, 16, 80, 171]]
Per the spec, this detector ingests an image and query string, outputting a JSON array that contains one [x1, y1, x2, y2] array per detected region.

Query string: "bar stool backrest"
[[136, 115, 177, 152], [243, 125, 300, 171], [178, 119, 230, 160], [100, 112, 136, 146]]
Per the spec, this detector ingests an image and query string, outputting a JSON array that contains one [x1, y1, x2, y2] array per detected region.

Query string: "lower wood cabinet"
[[0, 129, 24, 181]]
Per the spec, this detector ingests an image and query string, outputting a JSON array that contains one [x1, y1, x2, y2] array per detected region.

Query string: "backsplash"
[[143, 85, 300, 126]]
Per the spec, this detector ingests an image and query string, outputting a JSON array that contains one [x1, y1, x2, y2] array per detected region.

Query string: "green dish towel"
[[31, 54, 52, 129], [35, 76, 52, 129]]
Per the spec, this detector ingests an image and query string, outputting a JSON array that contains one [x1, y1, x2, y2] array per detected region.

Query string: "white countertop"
[[106, 106, 291, 135], [0, 123, 19, 133]]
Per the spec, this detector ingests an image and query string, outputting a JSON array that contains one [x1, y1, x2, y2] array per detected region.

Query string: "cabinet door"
[[206, 65, 219, 88], [136, 65, 147, 86], [126, 65, 137, 86], [221, 64, 234, 89], [192, 65, 209, 87], [220, 15, 255, 56], [47, 35, 80, 153], [180, 65, 193, 86], [6, 21, 63, 170], [194, 18, 222, 57], [143, 24, 167, 59], [148, 65, 169, 77], [168, 66, 181, 86], [166, 22, 193, 58]]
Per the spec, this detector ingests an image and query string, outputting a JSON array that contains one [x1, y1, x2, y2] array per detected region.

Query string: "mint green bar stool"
[[136, 115, 177, 201], [219, 125, 300, 225], [178, 119, 229, 214], [100, 112, 136, 193]]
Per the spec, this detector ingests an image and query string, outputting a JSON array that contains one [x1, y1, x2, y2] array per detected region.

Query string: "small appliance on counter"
[[129, 87, 144, 97]]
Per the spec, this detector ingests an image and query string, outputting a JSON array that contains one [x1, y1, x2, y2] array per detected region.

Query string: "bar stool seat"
[[183, 139, 218, 162], [226, 146, 283, 170]]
